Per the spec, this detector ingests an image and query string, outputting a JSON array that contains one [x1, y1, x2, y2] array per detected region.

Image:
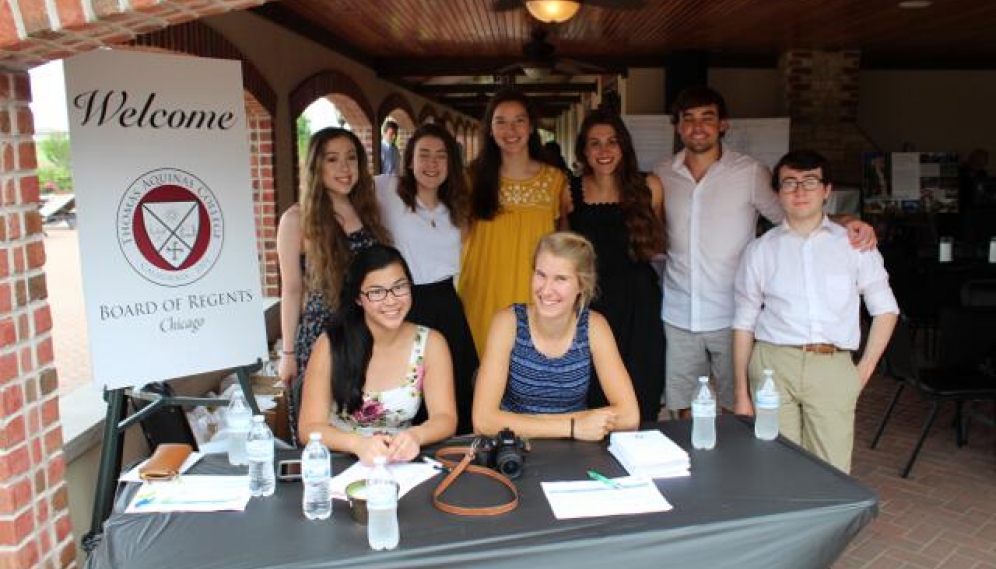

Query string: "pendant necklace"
[[417, 197, 438, 228]]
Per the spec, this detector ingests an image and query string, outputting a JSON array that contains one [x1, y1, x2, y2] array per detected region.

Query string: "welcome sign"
[[65, 50, 268, 389]]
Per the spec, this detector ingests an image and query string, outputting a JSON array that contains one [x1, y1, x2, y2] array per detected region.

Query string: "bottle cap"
[[309, 432, 322, 441], [252, 415, 265, 423], [373, 456, 387, 466]]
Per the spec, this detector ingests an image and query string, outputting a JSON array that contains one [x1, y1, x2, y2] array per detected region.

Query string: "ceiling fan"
[[493, 0, 647, 24], [495, 27, 604, 79]]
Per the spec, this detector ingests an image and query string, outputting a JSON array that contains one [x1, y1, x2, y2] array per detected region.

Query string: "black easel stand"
[[81, 360, 262, 554]]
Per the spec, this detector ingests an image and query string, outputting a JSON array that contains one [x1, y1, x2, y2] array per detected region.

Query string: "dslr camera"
[[473, 428, 529, 479]]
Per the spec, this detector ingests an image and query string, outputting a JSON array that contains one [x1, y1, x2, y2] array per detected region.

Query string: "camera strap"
[[432, 446, 519, 516]]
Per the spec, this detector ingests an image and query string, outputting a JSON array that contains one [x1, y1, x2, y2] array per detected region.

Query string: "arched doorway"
[[290, 71, 376, 180]]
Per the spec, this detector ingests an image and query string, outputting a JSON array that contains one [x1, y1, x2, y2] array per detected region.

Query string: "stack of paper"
[[608, 430, 690, 478]]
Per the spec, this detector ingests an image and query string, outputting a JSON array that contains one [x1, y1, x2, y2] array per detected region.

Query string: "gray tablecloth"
[[86, 416, 877, 569]]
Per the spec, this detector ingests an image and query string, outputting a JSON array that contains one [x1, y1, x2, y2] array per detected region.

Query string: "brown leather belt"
[[432, 444, 519, 516], [797, 343, 841, 354]]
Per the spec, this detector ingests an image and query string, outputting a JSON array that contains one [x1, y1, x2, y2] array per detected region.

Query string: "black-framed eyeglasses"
[[779, 177, 825, 192], [359, 282, 412, 302]]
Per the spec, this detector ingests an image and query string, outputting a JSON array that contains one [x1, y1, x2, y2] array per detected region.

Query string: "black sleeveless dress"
[[566, 177, 666, 421]]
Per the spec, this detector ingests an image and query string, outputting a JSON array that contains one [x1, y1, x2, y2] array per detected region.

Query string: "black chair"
[[870, 309, 996, 478]]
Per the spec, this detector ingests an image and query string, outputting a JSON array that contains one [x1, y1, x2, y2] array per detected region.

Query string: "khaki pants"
[[748, 342, 862, 473]]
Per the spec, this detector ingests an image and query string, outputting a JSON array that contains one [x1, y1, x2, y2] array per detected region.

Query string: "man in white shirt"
[[654, 86, 875, 418], [732, 150, 898, 473]]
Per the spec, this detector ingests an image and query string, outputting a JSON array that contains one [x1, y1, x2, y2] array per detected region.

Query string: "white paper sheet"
[[124, 475, 251, 513], [329, 461, 440, 501], [120, 452, 204, 482], [541, 476, 672, 519]]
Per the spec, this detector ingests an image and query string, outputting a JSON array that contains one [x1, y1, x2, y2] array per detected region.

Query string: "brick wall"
[[780, 49, 877, 185], [0, 71, 75, 569], [246, 99, 279, 297]]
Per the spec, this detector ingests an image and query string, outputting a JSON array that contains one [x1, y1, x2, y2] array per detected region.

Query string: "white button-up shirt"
[[655, 148, 784, 332], [732, 217, 899, 350]]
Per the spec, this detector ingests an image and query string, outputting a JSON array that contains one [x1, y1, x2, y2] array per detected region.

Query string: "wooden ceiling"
[[254, 0, 996, 117]]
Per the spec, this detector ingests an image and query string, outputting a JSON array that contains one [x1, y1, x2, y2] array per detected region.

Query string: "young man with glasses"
[[655, 86, 877, 420], [731, 150, 898, 473]]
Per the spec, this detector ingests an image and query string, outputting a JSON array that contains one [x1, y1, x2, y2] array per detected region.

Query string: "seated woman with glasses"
[[472, 231, 640, 441], [298, 244, 457, 464]]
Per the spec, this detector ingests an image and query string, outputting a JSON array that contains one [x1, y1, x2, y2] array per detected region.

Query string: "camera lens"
[[495, 449, 522, 479]]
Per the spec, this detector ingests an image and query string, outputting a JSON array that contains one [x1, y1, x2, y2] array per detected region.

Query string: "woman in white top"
[[375, 123, 477, 434], [298, 244, 457, 463]]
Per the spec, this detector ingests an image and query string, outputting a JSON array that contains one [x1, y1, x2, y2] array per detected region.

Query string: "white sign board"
[[64, 50, 267, 389], [890, 152, 921, 201], [621, 115, 674, 172], [723, 118, 791, 169]]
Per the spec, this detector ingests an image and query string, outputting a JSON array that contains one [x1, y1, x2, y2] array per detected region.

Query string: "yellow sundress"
[[458, 164, 567, 355]]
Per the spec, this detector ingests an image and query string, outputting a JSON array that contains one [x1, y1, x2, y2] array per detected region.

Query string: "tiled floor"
[[833, 376, 996, 569]]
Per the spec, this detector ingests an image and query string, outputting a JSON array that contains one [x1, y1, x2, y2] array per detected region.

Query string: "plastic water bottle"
[[226, 390, 252, 466], [691, 376, 717, 450], [301, 432, 332, 520], [246, 415, 275, 497], [754, 369, 780, 441], [366, 456, 399, 550]]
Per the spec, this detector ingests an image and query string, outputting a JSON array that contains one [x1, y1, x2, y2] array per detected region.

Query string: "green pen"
[[587, 470, 622, 489]]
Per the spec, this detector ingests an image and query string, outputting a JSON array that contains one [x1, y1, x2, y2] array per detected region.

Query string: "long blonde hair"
[[533, 231, 597, 311], [300, 128, 390, 308]]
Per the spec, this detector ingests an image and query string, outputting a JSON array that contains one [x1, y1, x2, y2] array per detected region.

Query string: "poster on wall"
[[890, 152, 921, 201], [64, 49, 268, 390], [862, 151, 960, 215], [723, 118, 790, 169], [621, 115, 674, 172]]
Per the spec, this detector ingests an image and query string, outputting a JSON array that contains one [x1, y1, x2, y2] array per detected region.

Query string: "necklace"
[[416, 197, 440, 229]]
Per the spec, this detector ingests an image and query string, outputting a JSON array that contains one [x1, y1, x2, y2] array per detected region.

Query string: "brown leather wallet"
[[139, 443, 193, 481]]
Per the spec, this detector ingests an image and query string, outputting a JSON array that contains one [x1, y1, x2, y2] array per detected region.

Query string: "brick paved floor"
[[833, 376, 996, 569]]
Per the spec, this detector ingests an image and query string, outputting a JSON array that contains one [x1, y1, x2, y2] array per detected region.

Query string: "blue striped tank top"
[[500, 303, 592, 414]]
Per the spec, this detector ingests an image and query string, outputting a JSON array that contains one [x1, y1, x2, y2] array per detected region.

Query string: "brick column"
[[0, 71, 75, 569], [246, 103, 278, 298], [780, 50, 870, 184]]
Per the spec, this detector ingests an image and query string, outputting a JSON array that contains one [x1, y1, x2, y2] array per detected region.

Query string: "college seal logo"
[[117, 168, 224, 287]]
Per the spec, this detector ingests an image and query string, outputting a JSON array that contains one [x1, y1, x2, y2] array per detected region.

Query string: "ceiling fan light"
[[525, 0, 581, 24]]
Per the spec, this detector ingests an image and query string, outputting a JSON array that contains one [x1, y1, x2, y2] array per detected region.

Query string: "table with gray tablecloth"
[[86, 416, 877, 569]]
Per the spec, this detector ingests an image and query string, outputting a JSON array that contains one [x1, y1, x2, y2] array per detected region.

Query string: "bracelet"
[[280, 350, 294, 355], [570, 418, 575, 439]]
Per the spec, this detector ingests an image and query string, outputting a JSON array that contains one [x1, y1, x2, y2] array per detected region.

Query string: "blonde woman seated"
[[299, 244, 457, 464], [472, 232, 640, 440]]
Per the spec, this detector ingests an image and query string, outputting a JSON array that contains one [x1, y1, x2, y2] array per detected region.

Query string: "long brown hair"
[[398, 123, 469, 227], [300, 127, 390, 308], [469, 89, 545, 221], [574, 109, 664, 261]]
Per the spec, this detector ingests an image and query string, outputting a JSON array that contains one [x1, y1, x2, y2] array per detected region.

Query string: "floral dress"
[[329, 325, 428, 435], [288, 227, 378, 444]]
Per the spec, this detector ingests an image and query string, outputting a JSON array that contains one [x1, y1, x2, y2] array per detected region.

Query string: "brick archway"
[[418, 104, 438, 125], [452, 120, 466, 165], [290, 71, 375, 175], [1, 2, 288, 564], [377, 93, 417, 173], [439, 113, 454, 135]]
